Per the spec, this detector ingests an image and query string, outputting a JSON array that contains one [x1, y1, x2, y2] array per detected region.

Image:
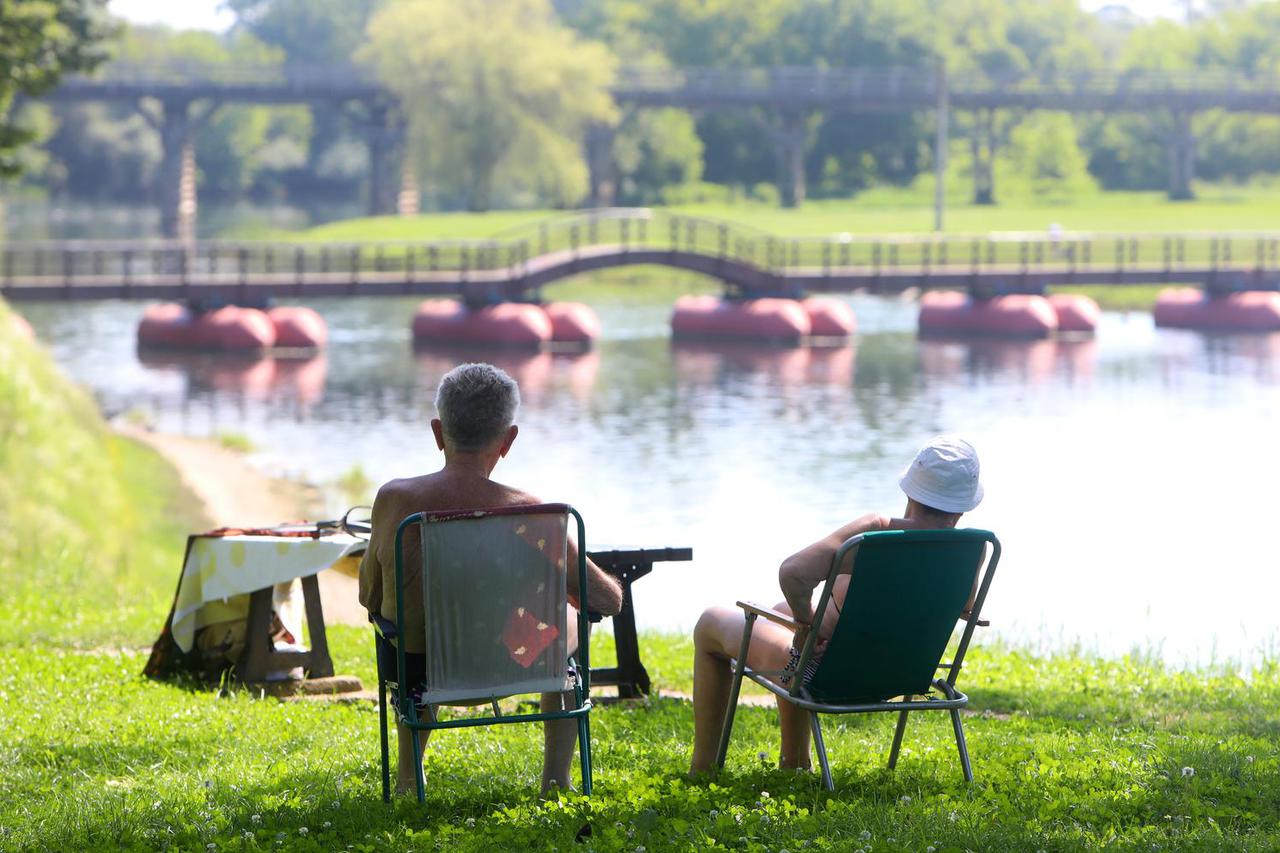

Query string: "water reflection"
[[137, 349, 328, 407], [670, 342, 856, 389], [413, 345, 601, 406], [917, 338, 1097, 386]]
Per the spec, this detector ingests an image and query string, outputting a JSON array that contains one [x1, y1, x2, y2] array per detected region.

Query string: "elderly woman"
[[688, 436, 985, 774]]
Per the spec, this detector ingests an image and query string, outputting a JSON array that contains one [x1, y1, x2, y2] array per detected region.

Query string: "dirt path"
[[119, 425, 369, 627]]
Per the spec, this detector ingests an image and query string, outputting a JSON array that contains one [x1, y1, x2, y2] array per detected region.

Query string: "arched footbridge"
[[4, 208, 1280, 304]]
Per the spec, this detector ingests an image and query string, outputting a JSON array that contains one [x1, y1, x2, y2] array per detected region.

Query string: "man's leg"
[[395, 721, 430, 794], [690, 605, 805, 773], [540, 690, 577, 793], [541, 608, 584, 794]]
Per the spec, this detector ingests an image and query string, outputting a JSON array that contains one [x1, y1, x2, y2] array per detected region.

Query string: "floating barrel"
[[1153, 288, 1280, 331], [268, 306, 328, 349], [801, 297, 857, 338], [1047, 294, 1100, 334], [9, 311, 34, 342], [918, 291, 1058, 339], [543, 302, 601, 345], [412, 300, 552, 347], [671, 296, 811, 343], [138, 303, 276, 351]]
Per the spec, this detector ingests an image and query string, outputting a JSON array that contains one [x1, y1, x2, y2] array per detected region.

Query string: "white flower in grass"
[[207, 845, 216, 851], [927, 847, 936, 852], [760, 791, 770, 799], [251, 815, 261, 824], [299, 827, 309, 836], [323, 822, 331, 829], [899, 795, 912, 805], [1181, 766, 1195, 778]]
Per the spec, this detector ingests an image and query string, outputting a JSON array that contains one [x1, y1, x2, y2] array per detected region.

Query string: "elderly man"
[[359, 362, 623, 794], [688, 435, 985, 774]]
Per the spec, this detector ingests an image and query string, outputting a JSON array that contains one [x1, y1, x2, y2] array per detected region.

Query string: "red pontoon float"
[[138, 304, 277, 351], [412, 300, 552, 347], [267, 306, 328, 349], [801, 297, 858, 338], [543, 302, 601, 345], [918, 291, 1058, 339], [1153, 287, 1280, 331], [1047, 294, 1101, 334], [671, 295, 811, 343]]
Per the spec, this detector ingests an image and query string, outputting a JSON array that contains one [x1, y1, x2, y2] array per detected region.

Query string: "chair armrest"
[[960, 610, 990, 628], [736, 601, 803, 632]]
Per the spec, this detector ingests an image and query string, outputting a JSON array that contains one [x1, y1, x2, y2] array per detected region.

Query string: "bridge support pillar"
[[971, 108, 996, 206], [585, 123, 617, 208], [1167, 110, 1196, 201], [367, 105, 406, 217], [152, 98, 198, 241], [771, 113, 808, 208]]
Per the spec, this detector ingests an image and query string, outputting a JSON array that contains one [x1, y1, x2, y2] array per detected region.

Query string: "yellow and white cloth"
[[170, 533, 364, 652]]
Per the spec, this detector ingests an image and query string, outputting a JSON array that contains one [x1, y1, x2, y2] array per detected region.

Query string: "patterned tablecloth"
[[170, 533, 364, 652]]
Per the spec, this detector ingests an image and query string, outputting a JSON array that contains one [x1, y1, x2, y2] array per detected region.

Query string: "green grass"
[[214, 431, 256, 454], [4, 298, 1280, 850], [250, 184, 1280, 243]]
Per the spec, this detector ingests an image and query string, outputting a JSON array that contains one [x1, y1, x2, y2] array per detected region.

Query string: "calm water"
[[19, 284, 1280, 667]]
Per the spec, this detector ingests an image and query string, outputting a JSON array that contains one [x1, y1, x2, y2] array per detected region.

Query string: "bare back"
[[358, 470, 540, 654]]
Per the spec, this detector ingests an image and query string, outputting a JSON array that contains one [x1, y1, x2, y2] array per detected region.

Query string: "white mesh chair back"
[[417, 508, 572, 705]]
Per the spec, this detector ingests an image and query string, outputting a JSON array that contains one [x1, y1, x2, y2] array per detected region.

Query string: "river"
[[18, 278, 1280, 668]]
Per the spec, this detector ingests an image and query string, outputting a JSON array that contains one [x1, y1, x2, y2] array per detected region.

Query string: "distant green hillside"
[[0, 300, 203, 649]]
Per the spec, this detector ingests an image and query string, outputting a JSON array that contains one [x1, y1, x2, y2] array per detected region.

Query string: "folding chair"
[[375, 503, 594, 803], [715, 528, 1001, 790]]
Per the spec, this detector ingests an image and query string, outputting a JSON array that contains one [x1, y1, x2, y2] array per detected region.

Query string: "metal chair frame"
[[715, 529, 1001, 790], [375, 504, 594, 803]]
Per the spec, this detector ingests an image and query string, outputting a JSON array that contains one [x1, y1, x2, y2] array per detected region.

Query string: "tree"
[[361, 0, 617, 211], [0, 0, 112, 178]]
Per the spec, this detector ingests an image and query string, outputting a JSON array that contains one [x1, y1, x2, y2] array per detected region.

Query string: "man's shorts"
[[779, 645, 825, 688], [375, 633, 427, 704]]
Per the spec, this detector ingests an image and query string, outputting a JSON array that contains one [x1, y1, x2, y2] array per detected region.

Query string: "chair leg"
[[378, 674, 390, 803], [578, 713, 593, 796], [715, 616, 757, 769], [809, 713, 834, 792], [411, 729, 426, 804], [949, 708, 974, 783], [888, 709, 910, 770]]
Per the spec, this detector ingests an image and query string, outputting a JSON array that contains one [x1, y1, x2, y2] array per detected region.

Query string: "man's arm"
[[778, 513, 889, 624], [567, 540, 624, 616], [356, 482, 397, 617]]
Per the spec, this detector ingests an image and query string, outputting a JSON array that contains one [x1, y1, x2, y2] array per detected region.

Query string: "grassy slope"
[[3, 300, 1280, 851]]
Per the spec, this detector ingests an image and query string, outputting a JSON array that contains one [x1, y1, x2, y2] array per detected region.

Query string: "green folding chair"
[[375, 503, 594, 803], [715, 528, 1001, 789]]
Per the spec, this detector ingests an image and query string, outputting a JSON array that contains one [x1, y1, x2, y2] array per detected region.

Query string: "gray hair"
[[434, 363, 520, 452]]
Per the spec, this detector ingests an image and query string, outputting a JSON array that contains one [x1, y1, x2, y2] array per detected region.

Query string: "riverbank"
[[116, 424, 369, 628]]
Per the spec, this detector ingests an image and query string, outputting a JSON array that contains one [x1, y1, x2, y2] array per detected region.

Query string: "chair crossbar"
[[398, 702, 593, 732], [733, 661, 968, 714]]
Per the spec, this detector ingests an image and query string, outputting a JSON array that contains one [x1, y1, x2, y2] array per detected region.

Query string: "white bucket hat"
[[898, 435, 984, 513]]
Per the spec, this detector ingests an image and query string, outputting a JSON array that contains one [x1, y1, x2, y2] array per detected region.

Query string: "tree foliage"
[[0, 0, 112, 177], [361, 0, 617, 211]]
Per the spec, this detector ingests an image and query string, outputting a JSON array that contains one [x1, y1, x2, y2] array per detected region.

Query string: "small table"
[[168, 533, 364, 684], [587, 546, 693, 699]]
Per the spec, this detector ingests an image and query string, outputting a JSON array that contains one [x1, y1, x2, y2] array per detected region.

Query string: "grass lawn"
[[254, 185, 1280, 243], [4, 301, 1280, 851]]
